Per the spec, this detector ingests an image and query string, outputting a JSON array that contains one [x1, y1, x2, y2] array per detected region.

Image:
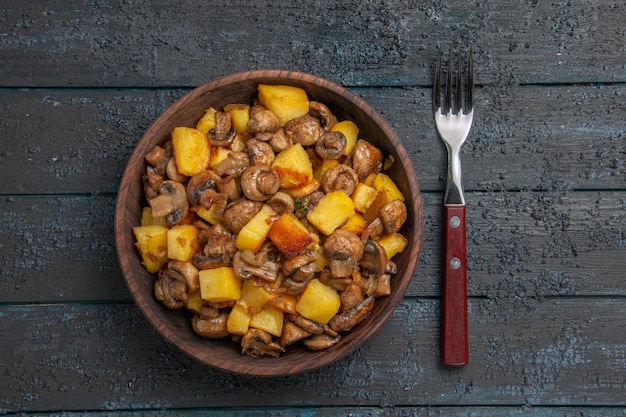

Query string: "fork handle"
[[442, 204, 468, 366]]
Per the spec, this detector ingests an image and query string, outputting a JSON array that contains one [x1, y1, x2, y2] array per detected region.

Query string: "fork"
[[433, 43, 474, 366]]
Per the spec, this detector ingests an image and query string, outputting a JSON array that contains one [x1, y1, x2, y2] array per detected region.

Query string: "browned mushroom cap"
[[379, 199, 407, 233], [309, 101, 338, 130], [316, 131, 347, 160], [193, 223, 236, 269], [360, 240, 387, 279], [269, 128, 292, 152], [232, 250, 279, 282], [282, 254, 316, 282], [303, 333, 341, 351], [341, 282, 364, 312], [167, 260, 200, 293], [267, 191, 294, 215], [186, 170, 221, 206], [284, 114, 322, 146], [290, 314, 326, 335], [247, 138, 275, 166], [241, 165, 281, 201], [321, 164, 359, 196], [145, 142, 172, 176], [149, 180, 189, 226], [143, 166, 163, 200], [221, 199, 263, 234], [165, 158, 188, 183], [154, 267, 188, 309], [213, 151, 250, 177], [192, 311, 230, 339], [247, 104, 280, 134], [329, 296, 375, 332], [208, 111, 236, 147], [241, 328, 285, 358], [216, 175, 242, 201], [351, 139, 383, 181], [279, 320, 312, 347], [323, 229, 364, 278]]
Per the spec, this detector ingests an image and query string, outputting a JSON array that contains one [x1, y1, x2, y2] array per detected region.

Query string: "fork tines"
[[433, 43, 474, 117]]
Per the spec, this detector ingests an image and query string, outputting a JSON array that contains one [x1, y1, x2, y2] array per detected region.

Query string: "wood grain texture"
[[0, 298, 624, 413], [0, 1, 624, 88]]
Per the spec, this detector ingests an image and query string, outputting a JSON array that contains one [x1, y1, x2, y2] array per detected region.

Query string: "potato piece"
[[351, 182, 378, 213], [240, 279, 277, 314], [271, 143, 313, 189], [282, 179, 320, 199], [223, 103, 250, 134], [184, 291, 204, 315], [258, 84, 309, 126], [230, 132, 248, 152], [341, 212, 367, 236], [133, 225, 169, 273], [296, 279, 341, 325], [377, 232, 409, 259], [269, 293, 298, 315], [268, 212, 313, 258], [313, 158, 340, 183], [171, 126, 211, 176], [166, 224, 199, 262], [195, 204, 222, 225], [235, 205, 279, 253], [330, 120, 359, 156], [196, 107, 218, 133], [198, 266, 242, 302], [363, 191, 388, 224], [373, 173, 405, 202], [306, 190, 355, 236], [227, 301, 251, 335], [250, 306, 284, 337], [209, 146, 233, 169], [140, 207, 167, 227]]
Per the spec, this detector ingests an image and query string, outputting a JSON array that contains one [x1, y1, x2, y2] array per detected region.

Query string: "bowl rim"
[[115, 69, 423, 376]]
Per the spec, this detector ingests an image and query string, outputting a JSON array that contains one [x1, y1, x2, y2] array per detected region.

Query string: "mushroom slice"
[[154, 267, 187, 309], [328, 296, 375, 332], [232, 250, 279, 282], [166, 158, 188, 183], [379, 199, 407, 234], [282, 254, 316, 282], [321, 164, 359, 196], [186, 170, 221, 206], [351, 139, 383, 181], [143, 166, 163, 200], [193, 223, 236, 270], [360, 240, 387, 279], [213, 151, 250, 177], [240, 165, 281, 202], [267, 191, 294, 215], [291, 314, 325, 335], [149, 180, 189, 226], [323, 229, 364, 278], [279, 321, 312, 347], [284, 114, 322, 146], [341, 283, 364, 312], [316, 131, 347, 160], [216, 175, 242, 201], [309, 101, 338, 130], [208, 111, 236, 147], [241, 328, 285, 358], [221, 200, 263, 234], [303, 333, 341, 351], [247, 104, 280, 134], [192, 312, 230, 339], [269, 128, 292, 152], [247, 138, 275, 166], [167, 260, 200, 294]]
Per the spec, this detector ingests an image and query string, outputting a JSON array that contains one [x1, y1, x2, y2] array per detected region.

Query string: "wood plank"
[[0, 298, 624, 412], [1, 189, 624, 303], [1, 84, 624, 195], [0, 1, 623, 87]]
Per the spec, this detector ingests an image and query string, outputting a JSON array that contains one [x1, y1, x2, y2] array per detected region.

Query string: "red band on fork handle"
[[442, 204, 468, 366]]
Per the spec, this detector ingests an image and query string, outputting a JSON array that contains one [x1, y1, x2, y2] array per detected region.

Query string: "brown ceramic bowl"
[[115, 70, 422, 376]]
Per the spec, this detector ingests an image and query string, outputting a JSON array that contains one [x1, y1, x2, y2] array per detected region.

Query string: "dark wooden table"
[[1, 1, 625, 415]]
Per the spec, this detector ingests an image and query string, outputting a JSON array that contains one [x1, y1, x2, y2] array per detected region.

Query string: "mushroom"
[[284, 114, 322, 146], [208, 111, 236, 147], [303, 333, 341, 351], [148, 180, 189, 226], [315, 131, 347, 160], [247, 138, 275, 166], [358, 240, 387, 297], [379, 199, 407, 234], [232, 250, 279, 282], [143, 166, 163, 200], [351, 139, 383, 181], [221, 199, 263, 234], [241, 328, 285, 358], [279, 321, 312, 347], [323, 229, 364, 278], [186, 170, 222, 207], [309, 101, 338, 130], [247, 104, 280, 134], [361, 217, 384, 242], [193, 223, 236, 270], [154, 267, 188, 309], [192, 309, 230, 339], [213, 151, 250, 177], [216, 175, 242, 201], [145, 142, 172, 176], [321, 164, 359, 196], [328, 296, 375, 332], [167, 260, 200, 294], [240, 165, 281, 201], [269, 128, 292, 152], [282, 254, 316, 283], [341, 282, 364, 312], [267, 191, 294, 215], [290, 314, 326, 335], [166, 158, 188, 183]]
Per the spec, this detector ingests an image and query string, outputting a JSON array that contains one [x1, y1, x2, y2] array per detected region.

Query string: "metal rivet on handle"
[[450, 216, 461, 228], [450, 257, 461, 269]]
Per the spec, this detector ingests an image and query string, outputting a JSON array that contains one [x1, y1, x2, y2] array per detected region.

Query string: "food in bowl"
[[131, 82, 410, 358]]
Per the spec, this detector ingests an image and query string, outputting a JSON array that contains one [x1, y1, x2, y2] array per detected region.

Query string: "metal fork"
[[433, 43, 474, 366]]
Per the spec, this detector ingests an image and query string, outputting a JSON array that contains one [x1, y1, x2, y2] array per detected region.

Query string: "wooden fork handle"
[[442, 204, 468, 366]]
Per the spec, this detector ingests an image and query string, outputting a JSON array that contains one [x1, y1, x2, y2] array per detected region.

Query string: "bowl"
[[115, 70, 423, 376]]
